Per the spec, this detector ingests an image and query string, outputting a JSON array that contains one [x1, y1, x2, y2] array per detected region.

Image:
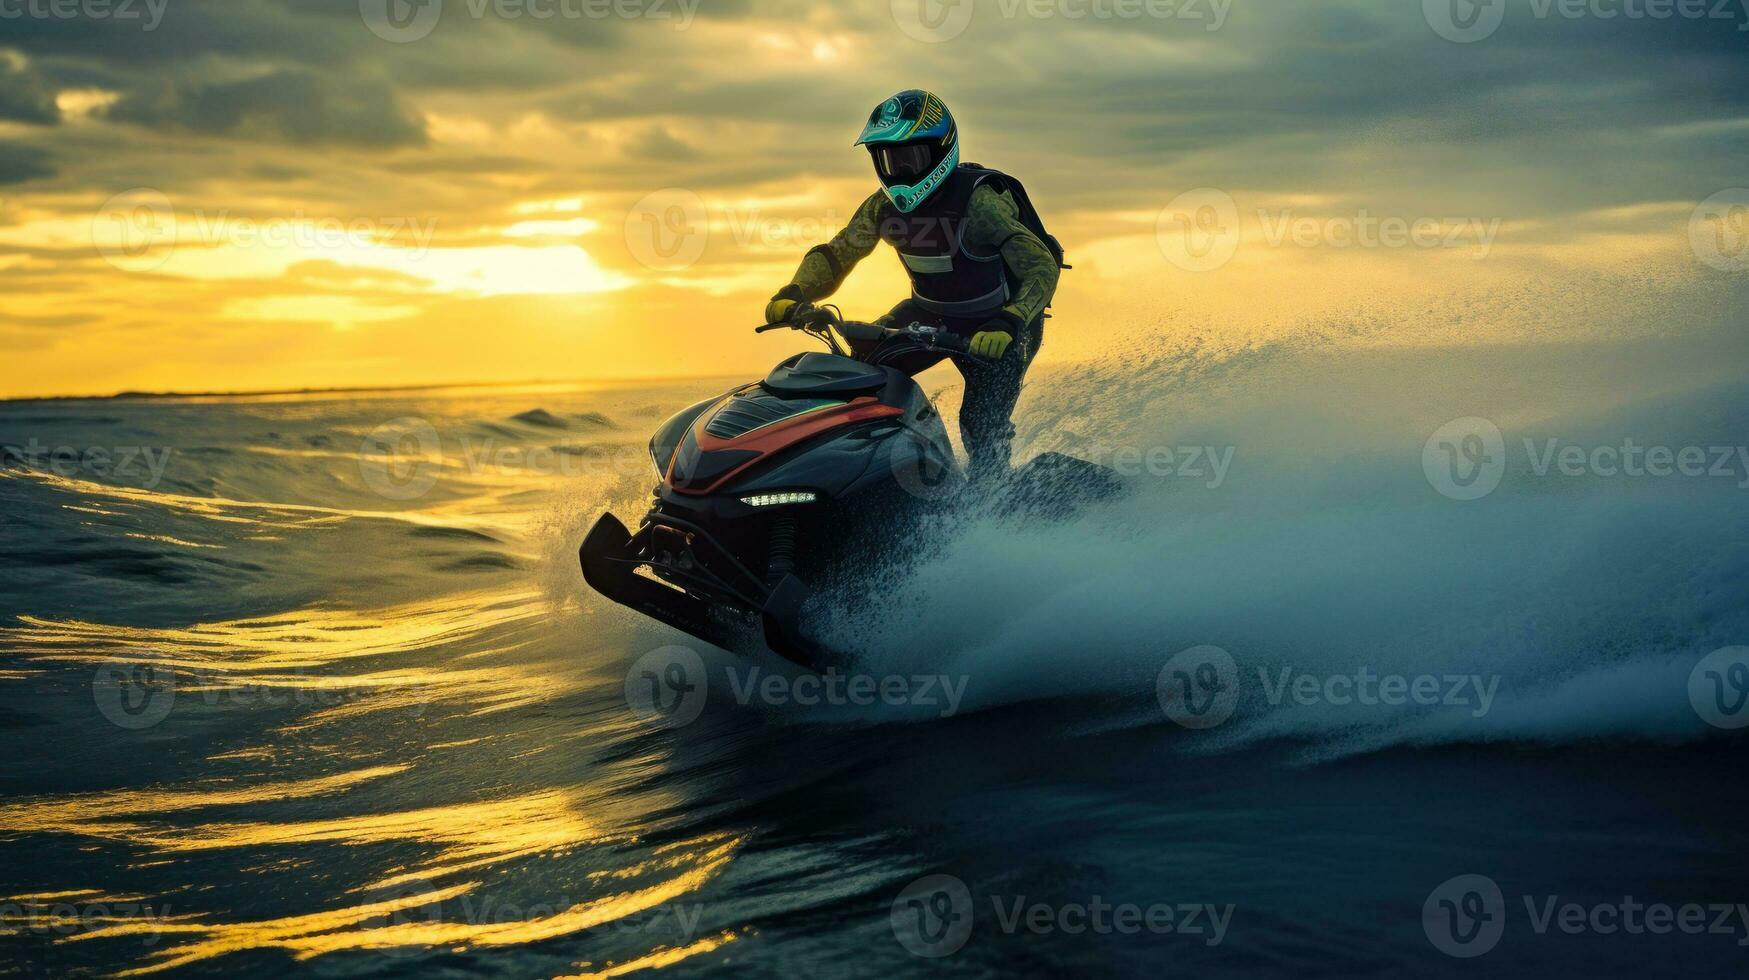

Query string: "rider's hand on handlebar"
[[764, 285, 809, 326], [765, 297, 798, 325], [969, 329, 1013, 361], [969, 311, 1025, 360]]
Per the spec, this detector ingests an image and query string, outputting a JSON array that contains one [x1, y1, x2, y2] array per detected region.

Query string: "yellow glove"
[[765, 298, 798, 325], [969, 330, 1013, 361]]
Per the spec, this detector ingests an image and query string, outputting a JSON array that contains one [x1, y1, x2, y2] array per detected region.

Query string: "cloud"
[[0, 142, 55, 184], [0, 311, 90, 329], [249, 162, 311, 182], [623, 125, 699, 161], [383, 155, 542, 175], [0, 0, 358, 66], [0, 59, 60, 125], [104, 69, 427, 147], [1, 0, 1746, 396]]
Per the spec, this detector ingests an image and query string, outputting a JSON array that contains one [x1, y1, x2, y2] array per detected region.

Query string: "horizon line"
[[0, 374, 741, 405]]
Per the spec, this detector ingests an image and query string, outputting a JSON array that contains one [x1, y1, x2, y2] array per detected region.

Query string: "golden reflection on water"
[[4, 590, 546, 671], [0, 893, 200, 938], [131, 789, 610, 891], [557, 929, 744, 979], [0, 767, 409, 838], [0, 461, 749, 974], [0, 589, 572, 726], [56, 832, 743, 976], [0, 465, 505, 532], [0, 768, 746, 975]]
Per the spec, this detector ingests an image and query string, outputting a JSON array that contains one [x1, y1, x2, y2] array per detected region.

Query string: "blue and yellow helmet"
[[855, 90, 959, 214]]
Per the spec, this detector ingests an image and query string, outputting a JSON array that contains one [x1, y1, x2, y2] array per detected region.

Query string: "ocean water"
[[2, 311, 1748, 977]]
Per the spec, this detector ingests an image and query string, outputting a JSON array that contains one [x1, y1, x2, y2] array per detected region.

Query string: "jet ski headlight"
[[741, 491, 818, 508]]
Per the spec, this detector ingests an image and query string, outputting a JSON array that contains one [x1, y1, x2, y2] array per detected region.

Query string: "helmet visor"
[[872, 142, 936, 185]]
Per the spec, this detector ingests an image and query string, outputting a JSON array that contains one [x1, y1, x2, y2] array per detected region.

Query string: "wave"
[[811, 316, 1749, 759], [508, 408, 616, 430]]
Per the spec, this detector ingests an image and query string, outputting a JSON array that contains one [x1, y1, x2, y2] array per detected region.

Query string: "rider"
[[764, 90, 1062, 481]]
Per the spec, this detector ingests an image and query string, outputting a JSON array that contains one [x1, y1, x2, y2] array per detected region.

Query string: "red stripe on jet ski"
[[667, 396, 904, 495]]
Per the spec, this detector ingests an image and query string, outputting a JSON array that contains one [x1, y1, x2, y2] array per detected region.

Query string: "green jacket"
[[781, 183, 1059, 328]]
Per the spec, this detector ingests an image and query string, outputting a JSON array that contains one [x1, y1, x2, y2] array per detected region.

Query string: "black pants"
[[849, 300, 1044, 481]]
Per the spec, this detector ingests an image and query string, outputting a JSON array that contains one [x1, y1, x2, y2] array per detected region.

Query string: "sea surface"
[[2, 323, 1748, 977]]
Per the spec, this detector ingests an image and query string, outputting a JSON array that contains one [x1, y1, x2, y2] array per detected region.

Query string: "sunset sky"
[[0, 0, 1744, 398]]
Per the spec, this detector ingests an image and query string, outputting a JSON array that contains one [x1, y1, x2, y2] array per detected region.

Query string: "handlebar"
[[919, 329, 972, 354], [756, 301, 838, 334], [756, 302, 979, 361]]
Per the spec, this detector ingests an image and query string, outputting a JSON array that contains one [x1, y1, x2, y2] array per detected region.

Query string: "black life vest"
[[877, 164, 1065, 320]]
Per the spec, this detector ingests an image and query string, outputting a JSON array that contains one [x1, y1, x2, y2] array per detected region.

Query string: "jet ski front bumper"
[[579, 512, 819, 668]]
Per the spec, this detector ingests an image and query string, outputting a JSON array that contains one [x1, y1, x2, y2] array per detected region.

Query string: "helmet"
[[855, 90, 959, 214]]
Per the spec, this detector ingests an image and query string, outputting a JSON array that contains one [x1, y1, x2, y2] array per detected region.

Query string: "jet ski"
[[579, 303, 1118, 668]]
